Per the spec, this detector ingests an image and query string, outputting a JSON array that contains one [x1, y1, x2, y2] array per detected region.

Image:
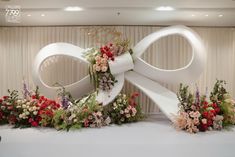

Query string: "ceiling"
[[0, 0, 235, 26]]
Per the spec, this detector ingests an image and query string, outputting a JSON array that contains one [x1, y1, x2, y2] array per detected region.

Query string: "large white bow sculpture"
[[32, 25, 206, 121]]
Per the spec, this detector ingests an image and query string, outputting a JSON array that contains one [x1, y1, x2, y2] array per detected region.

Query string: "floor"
[[0, 114, 235, 157]]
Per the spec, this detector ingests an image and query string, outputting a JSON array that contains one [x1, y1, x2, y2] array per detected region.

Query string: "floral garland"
[[84, 39, 132, 91], [174, 80, 235, 133], [0, 81, 143, 130]]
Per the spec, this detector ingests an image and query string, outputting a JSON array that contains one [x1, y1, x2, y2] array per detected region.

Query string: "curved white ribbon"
[[32, 25, 206, 121]]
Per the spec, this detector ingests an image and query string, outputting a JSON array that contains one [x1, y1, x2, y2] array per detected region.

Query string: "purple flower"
[[61, 96, 69, 109], [23, 80, 31, 99]]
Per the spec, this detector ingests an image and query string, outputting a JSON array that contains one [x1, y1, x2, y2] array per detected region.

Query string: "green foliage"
[[220, 95, 235, 126], [7, 89, 19, 104], [84, 48, 100, 90], [210, 79, 227, 103], [34, 86, 40, 99], [52, 109, 67, 130], [177, 83, 194, 111]]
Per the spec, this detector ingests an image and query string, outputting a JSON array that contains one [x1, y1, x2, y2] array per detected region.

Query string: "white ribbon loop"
[[32, 25, 206, 120], [132, 25, 206, 84]]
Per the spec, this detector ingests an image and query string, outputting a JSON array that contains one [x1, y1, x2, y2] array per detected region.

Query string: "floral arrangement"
[[174, 80, 235, 133], [103, 92, 143, 124], [84, 39, 132, 91], [0, 81, 143, 131]]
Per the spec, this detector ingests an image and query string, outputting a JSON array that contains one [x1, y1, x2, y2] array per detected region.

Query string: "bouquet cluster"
[[174, 80, 235, 133], [0, 89, 60, 128], [84, 39, 132, 92], [53, 93, 111, 130], [103, 92, 143, 124], [0, 82, 143, 131]]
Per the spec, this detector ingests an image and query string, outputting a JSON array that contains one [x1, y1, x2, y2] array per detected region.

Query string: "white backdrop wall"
[[0, 26, 235, 113]]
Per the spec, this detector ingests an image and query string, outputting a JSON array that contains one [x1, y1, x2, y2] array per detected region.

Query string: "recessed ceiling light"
[[27, 14, 31, 17], [155, 6, 174, 11], [191, 14, 195, 17], [41, 14, 45, 17], [205, 14, 209, 17], [218, 14, 223, 17], [64, 6, 83, 11]]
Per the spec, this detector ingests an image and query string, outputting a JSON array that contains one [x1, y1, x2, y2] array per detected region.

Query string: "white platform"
[[0, 114, 235, 157]]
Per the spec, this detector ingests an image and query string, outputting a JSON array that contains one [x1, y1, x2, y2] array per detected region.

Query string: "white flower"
[[22, 104, 26, 108], [73, 118, 78, 123], [1, 106, 6, 110], [96, 111, 102, 117], [25, 111, 30, 115], [201, 118, 207, 124], [101, 58, 107, 64], [26, 102, 30, 106], [29, 107, 33, 112], [101, 66, 108, 72], [95, 55, 101, 61], [95, 65, 101, 72], [126, 114, 131, 118], [71, 114, 76, 118], [33, 111, 38, 115], [33, 106, 37, 111], [104, 117, 111, 125], [120, 110, 124, 114], [124, 108, 129, 114], [17, 100, 22, 104], [19, 114, 23, 118], [117, 99, 122, 103], [68, 116, 73, 121]]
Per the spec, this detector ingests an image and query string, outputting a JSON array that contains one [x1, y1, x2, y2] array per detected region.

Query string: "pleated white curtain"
[[0, 26, 235, 114]]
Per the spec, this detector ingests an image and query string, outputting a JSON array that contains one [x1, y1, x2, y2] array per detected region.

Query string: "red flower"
[[40, 96, 45, 100], [203, 101, 208, 105], [45, 110, 53, 116], [207, 119, 213, 126], [31, 95, 36, 99], [203, 111, 208, 118], [35, 116, 42, 122], [131, 92, 139, 98], [7, 106, 13, 110], [3, 96, 8, 100], [200, 123, 208, 131], [28, 118, 34, 123], [215, 107, 220, 113], [100, 44, 115, 61], [0, 99, 3, 103], [8, 115, 17, 124], [31, 121, 38, 127], [212, 103, 218, 108], [84, 119, 89, 127]]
